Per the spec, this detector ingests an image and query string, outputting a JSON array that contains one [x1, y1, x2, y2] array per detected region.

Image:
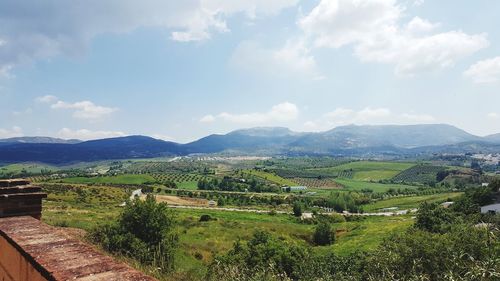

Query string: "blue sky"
[[0, 0, 499, 143]]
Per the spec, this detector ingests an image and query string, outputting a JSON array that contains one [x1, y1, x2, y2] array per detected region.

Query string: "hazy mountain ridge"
[[0, 124, 499, 164], [0, 136, 81, 144]]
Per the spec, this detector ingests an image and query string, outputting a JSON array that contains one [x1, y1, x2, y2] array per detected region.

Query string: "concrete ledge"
[[0, 216, 157, 281]]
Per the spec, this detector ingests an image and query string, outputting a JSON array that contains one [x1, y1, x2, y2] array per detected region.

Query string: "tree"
[[89, 195, 178, 273], [293, 201, 302, 217], [415, 202, 455, 233], [313, 222, 335, 246]]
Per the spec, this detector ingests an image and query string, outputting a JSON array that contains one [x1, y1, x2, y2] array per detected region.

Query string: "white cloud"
[[355, 107, 392, 121], [200, 114, 216, 123], [303, 107, 435, 131], [35, 95, 117, 121], [298, 0, 489, 75], [405, 17, 439, 34], [51, 100, 117, 120], [464, 56, 500, 83], [0, 126, 23, 138], [203, 102, 299, 124], [230, 40, 323, 79], [0, 0, 298, 75], [413, 0, 425, 7], [57, 128, 125, 140], [36, 95, 58, 103]]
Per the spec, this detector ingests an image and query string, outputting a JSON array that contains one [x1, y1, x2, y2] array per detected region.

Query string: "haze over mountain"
[[0, 124, 499, 164], [0, 137, 81, 144]]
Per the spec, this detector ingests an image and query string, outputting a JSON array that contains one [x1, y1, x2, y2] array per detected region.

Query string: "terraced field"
[[335, 178, 419, 193], [48, 174, 156, 185], [292, 177, 342, 189], [151, 173, 203, 189], [392, 164, 446, 184], [311, 161, 415, 181], [241, 169, 297, 186]]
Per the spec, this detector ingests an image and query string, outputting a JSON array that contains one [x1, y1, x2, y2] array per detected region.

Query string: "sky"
[[0, 0, 500, 143]]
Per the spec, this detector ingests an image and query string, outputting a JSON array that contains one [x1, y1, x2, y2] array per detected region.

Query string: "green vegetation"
[[392, 164, 447, 185], [51, 174, 156, 185], [311, 161, 414, 181], [88, 195, 178, 274], [207, 185, 500, 281], [334, 178, 418, 192], [363, 192, 462, 212], [241, 169, 297, 186], [34, 157, 500, 280], [0, 163, 58, 178], [313, 221, 335, 246]]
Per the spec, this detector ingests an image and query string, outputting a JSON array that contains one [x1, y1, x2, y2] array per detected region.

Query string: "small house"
[[282, 186, 308, 192], [441, 202, 454, 208], [208, 200, 217, 207], [301, 212, 313, 220]]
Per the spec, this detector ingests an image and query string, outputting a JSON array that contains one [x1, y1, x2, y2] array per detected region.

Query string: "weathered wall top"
[[0, 216, 157, 281]]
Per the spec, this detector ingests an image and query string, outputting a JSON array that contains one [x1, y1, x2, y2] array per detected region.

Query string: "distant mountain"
[[291, 124, 481, 151], [0, 136, 183, 164], [0, 124, 498, 164], [0, 136, 81, 144], [485, 133, 500, 143], [184, 127, 302, 154]]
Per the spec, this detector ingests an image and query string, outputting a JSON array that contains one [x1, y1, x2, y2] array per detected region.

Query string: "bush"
[[415, 202, 456, 233], [199, 214, 212, 222], [293, 201, 302, 217], [313, 222, 335, 246], [88, 195, 178, 273]]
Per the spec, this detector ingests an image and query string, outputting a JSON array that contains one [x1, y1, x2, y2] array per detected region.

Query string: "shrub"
[[199, 214, 212, 222], [88, 195, 178, 273], [293, 201, 303, 217], [313, 222, 335, 246]]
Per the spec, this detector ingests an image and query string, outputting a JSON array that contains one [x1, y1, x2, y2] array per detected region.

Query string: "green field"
[[242, 169, 297, 186], [0, 163, 59, 177], [363, 192, 463, 212], [311, 161, 415, 181], [335, 178, 418, 192], [50, 174, 156, 185], [39, 183, 414, 280], [176, 181, 199, 190]]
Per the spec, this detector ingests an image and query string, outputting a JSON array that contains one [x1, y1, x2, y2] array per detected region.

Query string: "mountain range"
[[0, 124, 499, 164]]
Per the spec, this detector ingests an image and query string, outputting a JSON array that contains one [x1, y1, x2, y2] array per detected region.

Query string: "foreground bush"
[[88, 195, 178, 273], [313, 221, 335, 246]]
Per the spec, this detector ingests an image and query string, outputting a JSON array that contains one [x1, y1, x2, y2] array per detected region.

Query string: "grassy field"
[[41, 184, 129, 229], [49, 174, 156, 185], [176, 181, 199, 190], [242, 169, 297, 186], [363, 192, 463, 212], [335, 178, 418, 192], [172, 209, 412, 279], [40, 183, 414, 280], [311, 161, 415, 181], [0, 163, 59, 176]]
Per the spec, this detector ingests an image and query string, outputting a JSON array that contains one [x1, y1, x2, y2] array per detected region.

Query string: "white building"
[[282, 186, 308, 192], [480, 203, 500, 214]]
